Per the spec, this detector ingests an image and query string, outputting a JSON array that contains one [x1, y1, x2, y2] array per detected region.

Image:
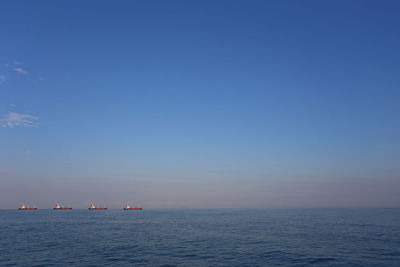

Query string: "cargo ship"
[[53, 204, 72, 210], [18, 204, 37, 210], [123, 204, 142, 210], [88, 204, 107, 210]]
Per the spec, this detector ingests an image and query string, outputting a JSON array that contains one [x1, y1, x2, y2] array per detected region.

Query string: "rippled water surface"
[[1, 209, 400, 266]]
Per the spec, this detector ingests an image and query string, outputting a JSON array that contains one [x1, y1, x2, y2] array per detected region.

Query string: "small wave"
[[182, 254, 197, 258], [307, 257, 338, 264]]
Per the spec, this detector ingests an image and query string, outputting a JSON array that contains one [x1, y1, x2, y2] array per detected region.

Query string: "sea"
[[0, 208, 399, 266]]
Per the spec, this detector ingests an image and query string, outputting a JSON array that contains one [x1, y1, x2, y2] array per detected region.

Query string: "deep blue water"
[[0, 209, 400, 266]]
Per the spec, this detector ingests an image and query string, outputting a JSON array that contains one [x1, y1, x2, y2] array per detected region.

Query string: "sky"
[[1, 0, 400, 209]]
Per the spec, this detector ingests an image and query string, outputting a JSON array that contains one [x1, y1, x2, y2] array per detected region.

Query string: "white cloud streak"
[[0, 112, 40, 128], [14, 67, 29, 75]]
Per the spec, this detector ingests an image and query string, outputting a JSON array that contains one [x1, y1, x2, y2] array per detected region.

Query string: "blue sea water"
[[0, 209, 400, 266]]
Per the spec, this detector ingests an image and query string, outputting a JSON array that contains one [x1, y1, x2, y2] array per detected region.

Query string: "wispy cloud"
[[9, 104, 17, 108], [14, 67, 29, 75], [1, 62, 44, 82], [0, 112, 40, 128]]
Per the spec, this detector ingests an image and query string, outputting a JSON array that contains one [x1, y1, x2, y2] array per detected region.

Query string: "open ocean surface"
[[1, 208, 400, 266]]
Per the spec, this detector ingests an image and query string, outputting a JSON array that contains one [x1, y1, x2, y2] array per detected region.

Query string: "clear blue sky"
[[1, 0, 399, 208]]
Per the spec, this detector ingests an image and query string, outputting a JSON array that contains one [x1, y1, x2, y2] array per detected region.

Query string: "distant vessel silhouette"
[[88, 204, 107, 210], [18, 204, 37, 210], [123, 204, 142, 210], [53, 204, 72, 210]]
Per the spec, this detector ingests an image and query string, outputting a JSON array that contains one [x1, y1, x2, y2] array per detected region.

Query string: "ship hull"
[[89, 208, 107, 210], [124, 208, 142, 210]]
